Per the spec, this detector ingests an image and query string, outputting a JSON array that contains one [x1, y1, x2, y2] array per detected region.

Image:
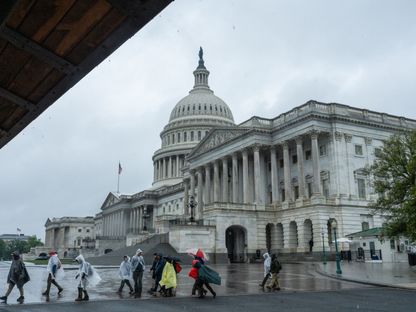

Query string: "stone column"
[[184, 180, 189, 215], [129, 210, 133, 233], [213, 161, 220, 202], [190, 170, 196, 198], [311, 131, 322, 195], [232, 153, 238, 203], [205, 164, 211, 205], [197, 168, 204, 219], [222, 157, 229, 202], [153, 162, 156, 181], [270, 146, 279, 203], [162, 158, 166, 179], [296, 136, 306, 198], [283, 141, 292, 202], [176, 155, 180, 177], [168, 157, 172, 178], [253, 145, 261, 204], [242, 149, 249, 203]]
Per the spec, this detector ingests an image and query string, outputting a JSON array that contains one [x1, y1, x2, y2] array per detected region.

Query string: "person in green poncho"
[[193, 261, 220, 298]]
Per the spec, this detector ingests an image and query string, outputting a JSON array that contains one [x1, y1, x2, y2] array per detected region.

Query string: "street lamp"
[[331, 220, 342, 274], [321, 229, 327, 265], [188, 195, 196, 222]]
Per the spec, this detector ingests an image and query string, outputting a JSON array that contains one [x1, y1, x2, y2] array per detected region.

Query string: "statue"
[[199, 47, 203, 61]]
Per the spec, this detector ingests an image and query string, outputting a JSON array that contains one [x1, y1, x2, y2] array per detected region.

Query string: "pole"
[[333, 227, 342, 274], [322, 231, 327, 265], [117, 172, 120, 194]]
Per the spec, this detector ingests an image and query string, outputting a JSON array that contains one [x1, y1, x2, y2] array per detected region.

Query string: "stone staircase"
[[87, 233, 186, 265]]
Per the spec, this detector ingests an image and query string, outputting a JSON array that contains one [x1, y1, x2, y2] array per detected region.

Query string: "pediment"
[[100, 192, 121, 210], [188, 127, 248, 158]]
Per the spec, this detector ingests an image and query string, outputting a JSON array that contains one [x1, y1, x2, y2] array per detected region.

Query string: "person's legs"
[[17, 287, 24, 303], [82, 279, 89, 301], [43, 274, 52, 296], [204, 282, 216, 298], [75, 280, 83, 301], [51, 278, 63, 293], [125, 280, 134, 293], [136, 271, 143, 297], [260, 273, 270, 289], [1, 283, 15, 302], [191, 280, 198, 295], [118, 280, 126, 293]]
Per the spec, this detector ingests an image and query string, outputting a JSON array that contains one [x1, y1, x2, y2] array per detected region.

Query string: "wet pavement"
[[0, 261, 370, 306], [317, 261, 416, 289]]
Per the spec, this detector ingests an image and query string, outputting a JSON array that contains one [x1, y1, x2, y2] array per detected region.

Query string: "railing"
[[168, 218, 216, 227], [350, 249, 383, 262]]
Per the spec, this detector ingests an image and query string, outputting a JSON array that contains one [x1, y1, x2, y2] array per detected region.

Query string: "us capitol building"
[[45, 49, 416, 262]]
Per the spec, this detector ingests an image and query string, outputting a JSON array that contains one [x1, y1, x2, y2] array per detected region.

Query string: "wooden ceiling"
[[0, 0, 172, 149]]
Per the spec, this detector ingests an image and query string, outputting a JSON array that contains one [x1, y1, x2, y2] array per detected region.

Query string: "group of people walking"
[[1, 248, 281, 304]]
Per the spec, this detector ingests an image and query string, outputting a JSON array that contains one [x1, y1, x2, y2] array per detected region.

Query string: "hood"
[[75, 254, 85, 263]]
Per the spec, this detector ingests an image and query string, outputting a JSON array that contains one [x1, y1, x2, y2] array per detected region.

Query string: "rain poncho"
[[188, 259, 199, 280], [263, 253, 271, 277], [194, 261, 221, 285], [159, 262, 177, 289], [119, 257, 132, 280], [7, 258, 30, 288], [75, 255, 101, 288], [47, 254, 64, 280]]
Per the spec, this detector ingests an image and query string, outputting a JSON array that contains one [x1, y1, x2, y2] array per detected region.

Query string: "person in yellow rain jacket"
[[159, 257, 177, 297]]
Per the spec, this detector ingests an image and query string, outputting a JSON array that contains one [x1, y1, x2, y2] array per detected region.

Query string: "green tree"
[[368, 130, 416, 241], [27, 235, 44, 248], [0, 239, 6, 260]]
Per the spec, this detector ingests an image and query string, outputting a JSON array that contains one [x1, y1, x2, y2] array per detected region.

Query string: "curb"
[[314, 264, 416, 291]]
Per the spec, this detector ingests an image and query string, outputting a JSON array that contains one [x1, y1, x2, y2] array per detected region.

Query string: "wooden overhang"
[[0, 0, 173, 149]]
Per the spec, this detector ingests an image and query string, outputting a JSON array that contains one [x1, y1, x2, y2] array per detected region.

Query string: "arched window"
[[190, 131, 194, 141], [184, 132, 187, 142]]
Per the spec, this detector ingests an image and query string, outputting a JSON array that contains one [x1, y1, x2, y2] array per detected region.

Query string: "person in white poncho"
[[259, 252, 271, 290], [74, 254, 100, 301], [118, 255, 134, 294], [42, 251, 63, 298]]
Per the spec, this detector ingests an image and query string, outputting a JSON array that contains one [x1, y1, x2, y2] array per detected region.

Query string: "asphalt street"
[[0, 288, 414, 312]]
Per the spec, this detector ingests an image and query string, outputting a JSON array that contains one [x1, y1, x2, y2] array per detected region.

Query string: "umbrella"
[[186, 248, 209, 261], [332, 238, 352, 243]]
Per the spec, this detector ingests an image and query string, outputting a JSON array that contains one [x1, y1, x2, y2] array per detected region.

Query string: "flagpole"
[[117, 161, 120, 194]]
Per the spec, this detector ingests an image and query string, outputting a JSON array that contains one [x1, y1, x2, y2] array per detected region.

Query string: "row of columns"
[[154, 154, 184, 181], [184, 131, 323, 217], [129, 206, 144, 234], [102, 211, 125, 237]]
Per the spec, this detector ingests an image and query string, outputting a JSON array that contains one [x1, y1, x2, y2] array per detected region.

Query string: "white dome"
[[169, 89, 234, 123]]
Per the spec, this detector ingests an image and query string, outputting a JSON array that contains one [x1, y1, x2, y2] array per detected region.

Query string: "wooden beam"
[[0, 85, 36, 111], [0, 24, 77, 74]]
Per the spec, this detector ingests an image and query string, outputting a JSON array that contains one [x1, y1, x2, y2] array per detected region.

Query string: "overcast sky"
[[1, 0, 415, 241]]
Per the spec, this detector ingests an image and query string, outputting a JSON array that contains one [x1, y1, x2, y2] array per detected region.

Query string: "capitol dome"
[[152, 48, 235, 188]]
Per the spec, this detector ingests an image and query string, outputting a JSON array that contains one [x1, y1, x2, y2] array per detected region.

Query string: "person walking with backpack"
[[74, 254, 101, 301], [0, 251, 30, 304], [130, 249, 145, 298], [117, 255, 134, 295], [266, 254, 281, 291], [42, 251, 63, 300]]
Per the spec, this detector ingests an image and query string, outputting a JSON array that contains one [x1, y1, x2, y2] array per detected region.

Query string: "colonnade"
[[154, 154, 185, 181], [102, 210, 125, 237], [184, 131, 325, 217]]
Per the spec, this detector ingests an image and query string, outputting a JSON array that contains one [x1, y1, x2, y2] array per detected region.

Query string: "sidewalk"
[[316, 261, 416, 289]]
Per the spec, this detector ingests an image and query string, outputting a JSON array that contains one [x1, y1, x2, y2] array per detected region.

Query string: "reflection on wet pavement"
[[0, 261, 371, 306]]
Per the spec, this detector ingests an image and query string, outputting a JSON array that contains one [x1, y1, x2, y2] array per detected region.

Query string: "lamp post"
[[321, 229, 327, 265], [332, 220, 342, 274], [189, 195, 196, 222]]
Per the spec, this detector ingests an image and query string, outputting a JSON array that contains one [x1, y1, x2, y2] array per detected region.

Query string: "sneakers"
[[58, 288, 64, 295], [17, 296, 24, 303], [0, 295, 7, 303]]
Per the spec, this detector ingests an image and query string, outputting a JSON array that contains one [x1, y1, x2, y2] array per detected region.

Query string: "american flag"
[[118, 162, 122, 175]]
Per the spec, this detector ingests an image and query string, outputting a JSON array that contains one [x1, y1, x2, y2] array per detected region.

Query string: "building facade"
[[44, 217, 95, 258], [49, 50, 416, 262]]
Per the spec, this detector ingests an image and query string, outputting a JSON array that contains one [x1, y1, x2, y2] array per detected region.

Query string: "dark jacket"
[[155, 257, 166, 280], [7, 259, 30, 288], [194, 261, 221, 285], [270, 258, 282, 274]]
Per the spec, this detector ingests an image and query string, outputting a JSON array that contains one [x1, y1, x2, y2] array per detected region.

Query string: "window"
[[172, 134, 175, 144], [374, 147, 382, 158], [177, 133, 180, 143], [294, 186, 299, 199], [86, 229, 90, 233], [281, 189, 285, 202], [357, 178, 366, 199], [319, 145, 327, 156], [305, 150, 311, 160], [292, 155, 298, 164], [355, 144, 363, 156], [307, 182, 313, 198], [167, 135, 170, 144], [191, 131, 194, 141], [279, 159, 284, 168], [198, 131, 201, 140], [184, 132, 187, 142], [361, 222, 369, 231], [322, 179, 329, 197], [78, 229, 82, 233]]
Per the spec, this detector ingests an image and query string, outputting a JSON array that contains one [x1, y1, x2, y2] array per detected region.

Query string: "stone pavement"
[[316, 261, 416, 289], [0, 261, 370, 306]]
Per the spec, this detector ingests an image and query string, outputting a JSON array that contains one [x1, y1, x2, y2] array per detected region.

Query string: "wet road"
[[0, 261, 371, 306]]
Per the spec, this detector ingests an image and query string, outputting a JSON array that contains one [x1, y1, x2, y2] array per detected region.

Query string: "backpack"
[[174, 262, 182, 273]]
